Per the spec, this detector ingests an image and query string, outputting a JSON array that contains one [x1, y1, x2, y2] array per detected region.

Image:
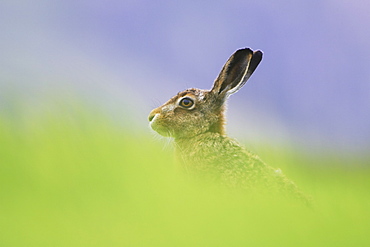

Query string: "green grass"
[[0, 105, 369, 246]]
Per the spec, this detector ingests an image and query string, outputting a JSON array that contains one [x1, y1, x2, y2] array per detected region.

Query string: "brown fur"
[[149, 48, 311, 205]]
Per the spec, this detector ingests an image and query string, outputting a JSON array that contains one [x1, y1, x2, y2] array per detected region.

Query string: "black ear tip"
[[235, 48, 253, 55], [235, 48, 263, 60], [252, 50, 263, 64], [253, 50, 263, 60]]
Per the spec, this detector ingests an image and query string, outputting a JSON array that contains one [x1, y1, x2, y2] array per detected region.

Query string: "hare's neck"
[[174, 132, 224, 169], [174, 132, 222, 152], [209, 109, 226, 136]]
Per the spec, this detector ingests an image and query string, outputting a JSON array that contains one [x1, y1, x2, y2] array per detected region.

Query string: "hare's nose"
[[148, 108, 160, 122], [148, 113, 155, 122]]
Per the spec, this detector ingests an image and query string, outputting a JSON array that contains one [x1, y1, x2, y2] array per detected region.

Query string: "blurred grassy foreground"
[[0, 104, 369, 247]]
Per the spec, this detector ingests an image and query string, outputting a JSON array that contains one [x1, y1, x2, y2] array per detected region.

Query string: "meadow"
[[0, 103, 369, 246]]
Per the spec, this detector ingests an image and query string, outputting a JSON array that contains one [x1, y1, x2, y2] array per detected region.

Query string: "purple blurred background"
[[1, 1, 369, 155]]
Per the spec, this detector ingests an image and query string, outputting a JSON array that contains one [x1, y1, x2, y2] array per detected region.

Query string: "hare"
[[149, 48, 309, 203]]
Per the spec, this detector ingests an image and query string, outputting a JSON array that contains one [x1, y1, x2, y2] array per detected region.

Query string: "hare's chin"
[[151, 125, 172, 137]]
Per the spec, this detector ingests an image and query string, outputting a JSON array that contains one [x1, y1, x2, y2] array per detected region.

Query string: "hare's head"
[[148, 48, 263, 139]]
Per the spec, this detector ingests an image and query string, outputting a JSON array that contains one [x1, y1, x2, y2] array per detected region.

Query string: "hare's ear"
[[211, 48, 263, 98]]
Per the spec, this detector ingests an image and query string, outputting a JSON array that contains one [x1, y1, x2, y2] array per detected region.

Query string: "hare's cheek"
[[173, 108, 192, 119]]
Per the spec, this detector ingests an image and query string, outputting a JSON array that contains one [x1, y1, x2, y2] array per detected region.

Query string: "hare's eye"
[[179, 97, 194, 108]]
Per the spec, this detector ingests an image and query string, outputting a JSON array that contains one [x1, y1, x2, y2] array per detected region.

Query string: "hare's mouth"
[[148, 114, 173, 137]]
